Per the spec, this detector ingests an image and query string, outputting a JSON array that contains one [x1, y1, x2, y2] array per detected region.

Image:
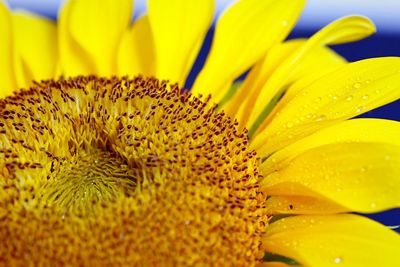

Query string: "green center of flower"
[[41, 149, 136, 214]]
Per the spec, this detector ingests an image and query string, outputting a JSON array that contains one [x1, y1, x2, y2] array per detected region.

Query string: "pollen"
[[0, 76, 268, 266]]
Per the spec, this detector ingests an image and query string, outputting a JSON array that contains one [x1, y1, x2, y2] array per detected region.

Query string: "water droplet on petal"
[[334, 257, 343, 264], [286, 122, 294, 128], [370, 202, 377, 208], [315, 115, 326, 122], [282, 20, 288, 27], [362, 94, 368, 100], [356, 106, 365, 113], [315, 97, 322, 102], [353, 82, 361, 89], [346, 95, 353, 102]]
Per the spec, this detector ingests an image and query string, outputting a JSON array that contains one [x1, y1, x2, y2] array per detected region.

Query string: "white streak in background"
[[5, 0, 400, 34], [298, 0, 400, 34]]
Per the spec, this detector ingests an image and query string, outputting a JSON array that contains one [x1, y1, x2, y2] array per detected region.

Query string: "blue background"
[[5, 0, 400, 231]]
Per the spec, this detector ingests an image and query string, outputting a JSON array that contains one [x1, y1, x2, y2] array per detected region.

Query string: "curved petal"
[[251, 57, 400, 155], [117, 15, 155, 77], [261, 119, 400, 174], [261, 142, 400, 213], [12, 11, 57, 88], [191, 0, 306, 102], [263, 214, 400, 267], [247, 16, 375, 133], [0, 2, 16, 96], [59, 0, 132, 76], [265, 195, 348, 215], [148, 0, 214, 86], [224, 40, 302, 122], [225, 39, 346, 128], [58, 0, 95, 76]]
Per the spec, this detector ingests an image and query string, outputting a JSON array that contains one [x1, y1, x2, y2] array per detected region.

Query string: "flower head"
[[1, 0, 400, 266]]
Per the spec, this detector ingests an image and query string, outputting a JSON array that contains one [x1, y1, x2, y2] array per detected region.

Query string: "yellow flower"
[[1, 0, 400, 266]]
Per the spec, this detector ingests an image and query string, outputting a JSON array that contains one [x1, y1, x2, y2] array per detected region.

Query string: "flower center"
[[41, 149, 136, 214], [0, 76, 268, 266]]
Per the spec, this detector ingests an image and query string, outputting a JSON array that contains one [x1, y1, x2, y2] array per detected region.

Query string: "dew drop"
[[332, 95, 338, 101], [286, 122, 294, 128], [345, 95, 353, 102], [356, 106, 365, 113], [315, 97, 322, 102], [353, 82, 361, 89], [362, 94, 368, 100], [315, 115, 326, 122], [334, 257, 343, 264], [282, 20, 288, 27], [370, 202, 377, 208]]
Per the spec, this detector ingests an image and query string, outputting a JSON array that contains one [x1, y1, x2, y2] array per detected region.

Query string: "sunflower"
[[0, 0, 399, 266]]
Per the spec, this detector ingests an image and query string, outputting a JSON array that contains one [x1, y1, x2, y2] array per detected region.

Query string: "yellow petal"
[[248, 66, 342, 139], [117, 15, 155, 77], [12, 11, 57, 88], [273, 67, 342, 108], [225, 40, 303, 122], [0, 2, 16, 96], [59, 0, 132, 76], [58, 0, 95, 76], [266, 195, 348, 215], [247, 16, 374, 132], [262, 119, 400, 175], [287, 44, 346, 86], [226, 39, 346, 128], [261, 143, 400, 213], [263, 214, 400, 267], [191, 0, 306, 102], [148, 0, 214, 85], [251, 57, 400, 155]]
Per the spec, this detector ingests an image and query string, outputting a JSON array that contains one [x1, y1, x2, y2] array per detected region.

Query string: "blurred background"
[[5, 0, 400, 230]]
